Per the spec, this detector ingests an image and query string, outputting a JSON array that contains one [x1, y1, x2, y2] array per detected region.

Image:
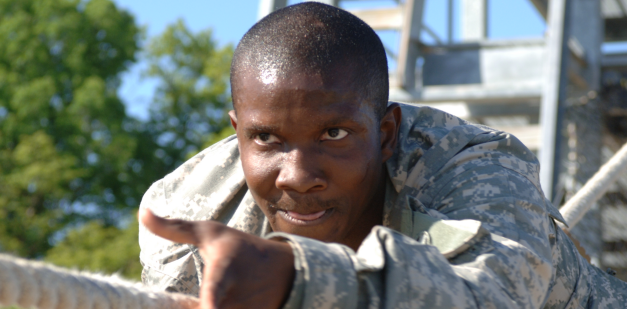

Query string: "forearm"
[[139, 223, 202, 296], [271, 223, 552, 309]]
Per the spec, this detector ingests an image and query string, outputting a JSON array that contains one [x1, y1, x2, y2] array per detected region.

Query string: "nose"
[[275, 148, 327, 193]]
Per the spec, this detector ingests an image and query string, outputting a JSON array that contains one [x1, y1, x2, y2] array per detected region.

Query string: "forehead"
[[233, 68, 370, 117]]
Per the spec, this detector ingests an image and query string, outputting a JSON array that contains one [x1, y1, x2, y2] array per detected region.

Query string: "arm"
[[139, 163, 554, 308], [273, 163, 555, 308], [138, 135, 251, 296], [139, 180, 202, 296], [139, 208, 295, 309]]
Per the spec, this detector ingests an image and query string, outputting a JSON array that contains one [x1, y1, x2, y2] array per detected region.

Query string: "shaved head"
[[230, 2, 389, 119]]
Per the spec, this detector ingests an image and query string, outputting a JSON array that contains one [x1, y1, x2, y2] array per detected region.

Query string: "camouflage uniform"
[[139, 103, 627, 308]]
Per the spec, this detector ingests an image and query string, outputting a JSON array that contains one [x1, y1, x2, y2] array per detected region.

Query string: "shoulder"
[[388, 102, 539, 191], [139, 135, 246, 220], [387, 103, 566, 224], [164, 134, 240, 187]]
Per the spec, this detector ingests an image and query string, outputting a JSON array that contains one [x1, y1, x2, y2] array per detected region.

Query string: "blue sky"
[[110, 0, 550, 120]]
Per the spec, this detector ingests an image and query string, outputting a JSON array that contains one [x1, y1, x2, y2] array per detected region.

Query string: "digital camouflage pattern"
[[139, 103, 627, 308]]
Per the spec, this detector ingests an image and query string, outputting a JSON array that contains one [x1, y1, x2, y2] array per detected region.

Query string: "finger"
[[200, 281, 222, 309], [138, 208, 200, 245]]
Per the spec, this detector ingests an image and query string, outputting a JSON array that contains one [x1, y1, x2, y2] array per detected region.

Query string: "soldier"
[[138, 2, 627, 308]]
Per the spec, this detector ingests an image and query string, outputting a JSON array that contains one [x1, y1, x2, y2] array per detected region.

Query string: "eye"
[[254, 133, 280, 145], [321, 128, 348, 141]]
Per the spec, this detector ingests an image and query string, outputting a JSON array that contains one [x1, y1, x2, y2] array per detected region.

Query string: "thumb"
[[139, 208, 200, 245]]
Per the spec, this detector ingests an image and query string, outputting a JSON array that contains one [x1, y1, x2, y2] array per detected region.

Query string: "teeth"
[[286, 210, 326, 221]]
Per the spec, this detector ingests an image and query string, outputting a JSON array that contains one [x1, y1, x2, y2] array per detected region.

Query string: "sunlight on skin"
[[260, 68, 279, 85]]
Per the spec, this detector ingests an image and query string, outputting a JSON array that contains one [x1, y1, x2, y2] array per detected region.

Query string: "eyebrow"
[[242, 114, 366, 137], [242, 124, 281, 137]]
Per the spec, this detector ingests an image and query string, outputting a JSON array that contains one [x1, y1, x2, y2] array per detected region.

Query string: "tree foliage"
[[0, 0, 235, 279], [0, 0, 142, 257], [46, 220, 142, 280], [144, 20, 234, 166]]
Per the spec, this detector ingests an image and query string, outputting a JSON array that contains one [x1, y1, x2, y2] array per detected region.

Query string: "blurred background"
[[1, 0, 627, 294]]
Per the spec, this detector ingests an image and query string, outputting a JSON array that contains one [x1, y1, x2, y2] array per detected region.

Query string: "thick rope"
[[559, 141, 627, 228], [0, 254, 198, 309]]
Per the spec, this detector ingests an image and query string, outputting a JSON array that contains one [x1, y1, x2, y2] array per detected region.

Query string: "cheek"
[[240, 148, 281, 196], [328, 139, 381, 186]]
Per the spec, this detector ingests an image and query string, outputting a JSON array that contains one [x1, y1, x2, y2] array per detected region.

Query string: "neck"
[[342, 170, 387, 251]]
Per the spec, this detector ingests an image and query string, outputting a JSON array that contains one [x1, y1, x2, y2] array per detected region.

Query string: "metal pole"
[[305, 0, 340, 6], [258, 0, 288, 20], [395, 0, 426, 90], [460, 0, 488, 41], [539, 0, 570, 200], [448, 0, 454, 43]]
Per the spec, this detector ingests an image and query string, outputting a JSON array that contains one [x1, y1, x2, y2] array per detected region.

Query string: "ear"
[[228, 110, 238, 131], [379, 103, 401, 163]]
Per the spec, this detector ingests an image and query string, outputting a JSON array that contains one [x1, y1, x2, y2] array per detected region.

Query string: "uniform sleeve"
[[138, 180, 202, 296], [268, 164, 555, 309]]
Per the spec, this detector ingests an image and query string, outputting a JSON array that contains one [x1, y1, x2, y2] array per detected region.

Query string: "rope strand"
[[559, 141, 627, 228], [0, 254, 198, 309]]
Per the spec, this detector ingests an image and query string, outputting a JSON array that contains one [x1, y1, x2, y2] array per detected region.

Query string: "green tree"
[[41, 18, 237, 278], [0, 1, 234, 291], [0, 0, 142, 257], [45, 220, 142, 280], [144, 20, 234, 166]]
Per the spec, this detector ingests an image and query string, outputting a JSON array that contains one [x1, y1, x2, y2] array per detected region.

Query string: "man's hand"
[[139, 208, 295, 309]]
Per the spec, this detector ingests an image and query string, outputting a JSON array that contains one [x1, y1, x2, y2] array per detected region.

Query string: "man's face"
[[230, 70, 397, 249]]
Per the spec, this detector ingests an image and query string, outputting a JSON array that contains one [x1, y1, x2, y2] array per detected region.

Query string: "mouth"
[[277, 208, 333, 226]]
